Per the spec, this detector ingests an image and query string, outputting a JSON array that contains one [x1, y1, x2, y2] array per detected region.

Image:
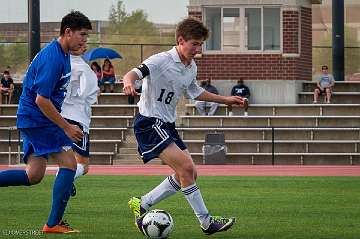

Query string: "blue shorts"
[[134, 114, 187, 163], [20, 125, 73, 164], [65, 119, 90, 157], [99, 76, 115, 86]]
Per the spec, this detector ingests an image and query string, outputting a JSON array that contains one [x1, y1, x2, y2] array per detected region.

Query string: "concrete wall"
[[208, 80, 303, 104]]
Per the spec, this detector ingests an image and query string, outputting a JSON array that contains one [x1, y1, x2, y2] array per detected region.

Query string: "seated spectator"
[[99, 58, 116, 93], [195, 79, 219, 115], [313, 65, 335, 104], [0, 70, 14, 104], [229, 78, 250, 116], [90, 62, 102, 85]]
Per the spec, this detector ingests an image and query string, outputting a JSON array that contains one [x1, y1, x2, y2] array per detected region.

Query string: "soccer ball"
[[141, 209, 174, 238]]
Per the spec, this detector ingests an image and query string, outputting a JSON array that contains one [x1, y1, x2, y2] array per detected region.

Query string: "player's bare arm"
[[123, 71, 140, 96], [195, 90, 247, 107], [35, 95, 83, 141]]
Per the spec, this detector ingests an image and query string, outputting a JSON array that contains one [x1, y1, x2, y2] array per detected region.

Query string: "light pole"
[[28, 0, 40, 62]]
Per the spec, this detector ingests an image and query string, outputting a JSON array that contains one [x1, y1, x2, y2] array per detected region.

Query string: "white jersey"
[[134, 47, 204, 123], [61, 55, 100, 133]]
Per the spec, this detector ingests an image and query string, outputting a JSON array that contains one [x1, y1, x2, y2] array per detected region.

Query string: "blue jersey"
[[17, 40, 71, 128]]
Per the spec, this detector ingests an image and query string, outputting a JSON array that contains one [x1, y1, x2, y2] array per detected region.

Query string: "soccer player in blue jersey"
[[0, 11, 92, 233], [124, 18, 247, 235]]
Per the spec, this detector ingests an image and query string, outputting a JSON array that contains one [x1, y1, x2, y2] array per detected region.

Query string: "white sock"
[[182, 183, 210, 229], [141, 174, 181, 210], [74, 163, 85, 179]]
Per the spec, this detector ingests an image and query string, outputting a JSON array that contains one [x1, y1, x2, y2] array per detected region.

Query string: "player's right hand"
[[64, 124, 83, 142]]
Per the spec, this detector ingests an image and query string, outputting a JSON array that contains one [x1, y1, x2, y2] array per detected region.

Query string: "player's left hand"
[[123, 80, 138, 96], [224, 96, 248, 108]]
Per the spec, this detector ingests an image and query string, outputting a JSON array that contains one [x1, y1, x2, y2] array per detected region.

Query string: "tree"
[[108, 1, 127, 33], [108, 0, 158, 36], [0, 42, 27, 74]]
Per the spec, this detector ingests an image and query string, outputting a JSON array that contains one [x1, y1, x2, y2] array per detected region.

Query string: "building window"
[[245, 8, 261, 50], [204, 6, 281, 52], [223, 8, 240, 51], [205, 8, 221, 50], [264, 8, 281, 50]]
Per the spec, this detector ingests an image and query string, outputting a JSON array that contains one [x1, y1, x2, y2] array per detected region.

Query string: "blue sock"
[[47, 168, 75, 227], [0, 170, 30, 187]]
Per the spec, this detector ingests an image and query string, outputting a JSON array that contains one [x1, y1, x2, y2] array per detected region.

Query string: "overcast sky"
[[0, 0, 188, 24]]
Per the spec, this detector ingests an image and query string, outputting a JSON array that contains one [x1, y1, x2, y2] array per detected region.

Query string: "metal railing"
[[0, 126, 21, 165], [2, 125, 360, 166]]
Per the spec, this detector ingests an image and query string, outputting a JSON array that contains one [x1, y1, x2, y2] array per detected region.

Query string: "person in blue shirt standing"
[[0, 11, 92, 234]]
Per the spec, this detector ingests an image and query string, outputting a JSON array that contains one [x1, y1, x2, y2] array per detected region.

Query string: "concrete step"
[[185, 140, 359, 154], [90, 116, 133, 127], [179, 115, 360, 127], [302, 81, 360, 92], [98, 93, 140, 105], [185, 103, 360, 116], [119, 147, 138, 154], [299, 92, 360, 104], [92, 105, 138, 116], [178, 127, 360, 140]]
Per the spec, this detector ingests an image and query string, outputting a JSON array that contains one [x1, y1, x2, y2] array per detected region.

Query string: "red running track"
[[1, 165, 360, 176]]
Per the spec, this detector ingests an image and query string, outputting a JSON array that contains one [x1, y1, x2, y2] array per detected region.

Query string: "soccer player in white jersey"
[[60, 45, 100, 196], [124, 18, 247, 235]]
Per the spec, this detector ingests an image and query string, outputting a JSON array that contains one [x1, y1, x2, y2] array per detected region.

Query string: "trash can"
[[202, 133, 226, 165]]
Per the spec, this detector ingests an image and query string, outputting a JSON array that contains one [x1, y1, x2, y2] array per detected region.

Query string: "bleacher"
[[299, 81, 360, 104], [181, 81, 360, 165], [0, 81, 359, 165], [0, 82, 144, 165]]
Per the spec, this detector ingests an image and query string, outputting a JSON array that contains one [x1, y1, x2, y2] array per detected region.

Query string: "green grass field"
[[0, 176, 360, 239]]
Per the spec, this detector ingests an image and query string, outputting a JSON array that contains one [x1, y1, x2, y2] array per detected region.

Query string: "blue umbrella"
[[83, 47, 122, 61]]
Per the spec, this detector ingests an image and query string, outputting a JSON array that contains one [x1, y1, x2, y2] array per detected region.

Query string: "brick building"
[[188, 0, 321, 103]]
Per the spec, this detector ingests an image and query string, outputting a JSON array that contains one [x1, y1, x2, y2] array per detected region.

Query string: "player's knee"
[[28, 173, 44, 185], [83, 164, 89, 175], [325, 88, 331, 93], [179, 162, 195, 181], [60, 160, 77, 171]]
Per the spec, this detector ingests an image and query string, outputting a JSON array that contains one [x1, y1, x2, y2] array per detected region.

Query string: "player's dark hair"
[[3, 70, 10, 75], [176, 17, 209, 44], [60, 11, 92, 35], [321, 65, 328, 70]]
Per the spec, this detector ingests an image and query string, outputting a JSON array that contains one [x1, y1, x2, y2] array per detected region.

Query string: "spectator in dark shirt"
[[195, 79, 219, 115], [229, 78, 250, 116], [0, 70, 14, 104]]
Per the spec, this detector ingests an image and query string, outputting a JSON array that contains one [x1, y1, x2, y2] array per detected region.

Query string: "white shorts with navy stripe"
[[134, 114, 187, 163], [65, 118, 90, 157]]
